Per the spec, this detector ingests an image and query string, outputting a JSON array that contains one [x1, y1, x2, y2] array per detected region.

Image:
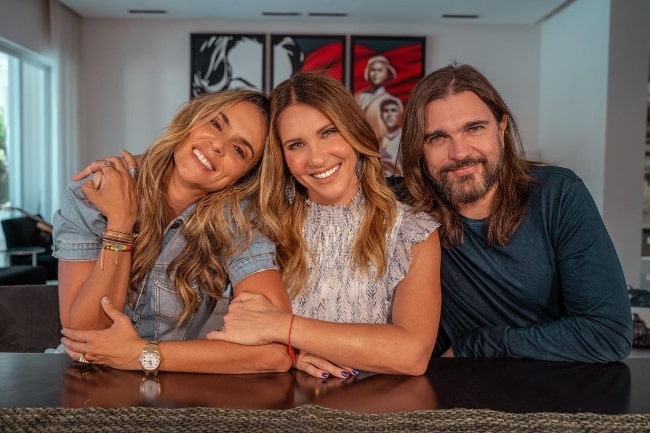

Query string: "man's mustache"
[[441, 157, 487, 174]]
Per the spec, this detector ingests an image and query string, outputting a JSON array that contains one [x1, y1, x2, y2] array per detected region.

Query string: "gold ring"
[[101, 160, 115, 168], [78, 353, 89, 364]]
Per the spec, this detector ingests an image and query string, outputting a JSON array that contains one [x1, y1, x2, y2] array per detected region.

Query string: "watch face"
[[140, 352, 160, 371]]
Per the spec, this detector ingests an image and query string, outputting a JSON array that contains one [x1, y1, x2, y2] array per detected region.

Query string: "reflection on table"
[[0, 353, 648, 414], [60, 364, 436, 413]]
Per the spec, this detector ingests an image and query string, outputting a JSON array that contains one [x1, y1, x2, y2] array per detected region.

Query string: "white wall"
[[540, 0, 650, 286], [76, 19, 541, 169], [0, 0, 50, 55], [539, 0, 610, 207]]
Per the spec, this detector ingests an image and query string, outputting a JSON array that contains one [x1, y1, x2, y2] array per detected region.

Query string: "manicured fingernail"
[[352, 369, 360, 376], [102, 296, 110, 304], [321, 372, 329, 378], [341, 371, 349, 378]]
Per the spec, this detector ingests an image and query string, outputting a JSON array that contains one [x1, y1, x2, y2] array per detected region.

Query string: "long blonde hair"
[[130, 90, 270, 324], [259, 71, 396, 298]]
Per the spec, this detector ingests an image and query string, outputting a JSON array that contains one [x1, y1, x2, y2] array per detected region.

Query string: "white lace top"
[[292, 191, 440, 324]]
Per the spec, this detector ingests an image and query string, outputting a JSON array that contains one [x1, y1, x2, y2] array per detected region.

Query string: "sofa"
[[0, 265, 47, 286], [0, 284, 61, 352]]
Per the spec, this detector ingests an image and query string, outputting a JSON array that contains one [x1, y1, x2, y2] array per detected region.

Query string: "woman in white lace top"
[[209, 72, 442, 379]]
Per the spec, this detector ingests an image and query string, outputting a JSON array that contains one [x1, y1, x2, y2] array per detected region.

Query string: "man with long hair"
[[400, 63, 632, 362]]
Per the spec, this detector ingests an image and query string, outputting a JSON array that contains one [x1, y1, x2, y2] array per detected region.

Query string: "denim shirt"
[[53, 180, 277, 341]]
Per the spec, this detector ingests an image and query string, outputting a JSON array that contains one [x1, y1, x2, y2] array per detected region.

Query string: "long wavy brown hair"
[[400, 63, 532, 248], [258, 72, 397, 298], [129, 90, 270, 325]]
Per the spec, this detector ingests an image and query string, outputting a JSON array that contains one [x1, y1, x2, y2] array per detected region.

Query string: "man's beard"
[[431, 147, 503, 206]]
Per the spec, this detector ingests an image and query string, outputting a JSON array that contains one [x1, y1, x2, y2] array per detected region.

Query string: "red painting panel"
[[351, 36, 426, 176], [271, 35, 346, 88]]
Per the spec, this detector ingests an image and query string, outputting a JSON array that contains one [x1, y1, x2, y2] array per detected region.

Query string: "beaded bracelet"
[[102, 243, 134, 252], [99, 233, 135, 269]]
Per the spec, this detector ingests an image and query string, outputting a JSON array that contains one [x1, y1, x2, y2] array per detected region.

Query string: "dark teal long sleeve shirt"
[[434, 166, 632, 362]]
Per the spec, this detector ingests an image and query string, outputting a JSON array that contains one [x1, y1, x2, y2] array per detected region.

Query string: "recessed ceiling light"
[[441, 13, 480, 19], [308, 12, 348, 17], [262, 11, 302, 16], [128, 9, 167, 14]]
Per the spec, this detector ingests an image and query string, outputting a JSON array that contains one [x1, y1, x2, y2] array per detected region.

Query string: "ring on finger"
[[101, 160, 115, 168], [127, 167, 139, 179], [78, 353, 89, 364]]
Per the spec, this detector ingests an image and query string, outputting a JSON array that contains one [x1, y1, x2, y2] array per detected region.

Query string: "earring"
[[286, 176, 296, 204], [355, 155, 364, 179]]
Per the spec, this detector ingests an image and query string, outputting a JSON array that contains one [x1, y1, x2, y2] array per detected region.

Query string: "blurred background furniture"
[[0, 284, 60, 352], [630, 286, 650, 349], [1, 207, 57, 281], [0, 265, 47, 286], [5, 245, 46, 267], [385, 176, 407, 201]]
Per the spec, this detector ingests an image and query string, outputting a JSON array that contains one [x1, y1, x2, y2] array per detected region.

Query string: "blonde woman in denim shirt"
[[53, 90, 292, 374]]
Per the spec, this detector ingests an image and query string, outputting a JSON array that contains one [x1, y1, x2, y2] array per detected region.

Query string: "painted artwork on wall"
[[271, 35, 346, 88], [190, 33, 266, 97], [351, 36, 426, 177]]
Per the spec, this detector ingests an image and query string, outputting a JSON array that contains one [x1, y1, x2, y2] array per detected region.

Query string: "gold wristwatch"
[[139, 341, 161, 375]]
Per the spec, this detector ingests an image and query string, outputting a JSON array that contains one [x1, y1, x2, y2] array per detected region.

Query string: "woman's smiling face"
[[278, 103, 359, 206], [172, 100, 266, 199]]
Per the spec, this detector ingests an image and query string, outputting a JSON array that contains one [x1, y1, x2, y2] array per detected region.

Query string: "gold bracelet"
[[103, 236, 134, 245], [103, 229, 135, 243]]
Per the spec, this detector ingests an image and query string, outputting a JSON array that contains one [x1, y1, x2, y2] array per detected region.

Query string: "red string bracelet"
[[287, 314, 297, 365]]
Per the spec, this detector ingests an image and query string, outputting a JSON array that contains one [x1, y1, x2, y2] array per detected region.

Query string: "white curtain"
[[48, 0, 81, 221]]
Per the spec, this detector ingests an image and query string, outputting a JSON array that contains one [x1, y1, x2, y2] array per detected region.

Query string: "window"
[[0, 45, 52, 251], [0, 48, 51, 209], [0, 52, 12, 205]]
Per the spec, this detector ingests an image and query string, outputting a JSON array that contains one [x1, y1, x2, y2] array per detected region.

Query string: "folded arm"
[[210, 231, 442, 376], [62, 269, 293, 373], [57, 152, 138, 330]]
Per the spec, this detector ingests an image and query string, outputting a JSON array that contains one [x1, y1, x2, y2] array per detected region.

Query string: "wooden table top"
[[1, 353, 648, 414]]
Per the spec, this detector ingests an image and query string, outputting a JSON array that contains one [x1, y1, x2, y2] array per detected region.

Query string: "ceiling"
[[57, 0, 573, 25]]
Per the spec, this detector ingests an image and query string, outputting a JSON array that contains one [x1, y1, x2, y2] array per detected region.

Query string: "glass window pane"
[[0, 52, 11, 205], [21, 61, 48, 213]]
